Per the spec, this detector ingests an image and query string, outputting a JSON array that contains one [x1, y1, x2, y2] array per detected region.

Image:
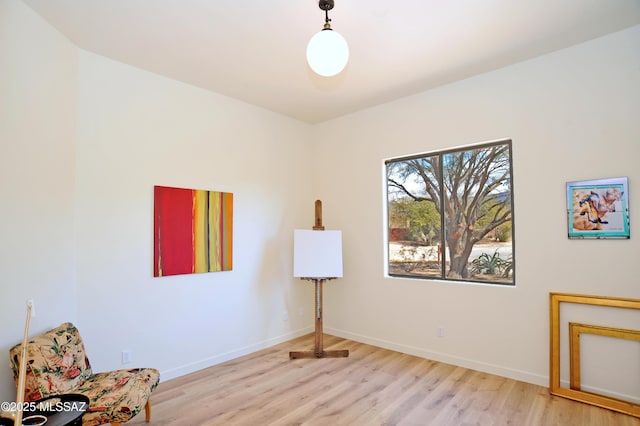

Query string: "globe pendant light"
[[306, 0, 349, 77]]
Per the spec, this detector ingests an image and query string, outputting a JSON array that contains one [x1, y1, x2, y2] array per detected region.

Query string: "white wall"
[[0, 0, 315, 403], [2, 0, 638, 407], [314, 25, 640, 399], [73, 51, 315, 380], [0, 0, 78, 402]]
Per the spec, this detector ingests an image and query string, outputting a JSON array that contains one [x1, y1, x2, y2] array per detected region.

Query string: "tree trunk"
[[446, 225, 475, 279]]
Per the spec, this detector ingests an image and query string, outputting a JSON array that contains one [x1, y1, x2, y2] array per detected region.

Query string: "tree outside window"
[[386, 140, 515, 285]]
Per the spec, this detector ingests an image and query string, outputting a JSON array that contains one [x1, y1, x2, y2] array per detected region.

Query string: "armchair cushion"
[[9, 322, 159, 426], [75, 368, 159, 426], [9, 322, 93, 401]]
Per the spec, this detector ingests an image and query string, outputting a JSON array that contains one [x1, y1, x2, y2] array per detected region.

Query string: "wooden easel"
[[289, 201, 349, 359]]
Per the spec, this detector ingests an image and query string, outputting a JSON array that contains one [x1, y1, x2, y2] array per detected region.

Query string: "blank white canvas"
[[293, 230, 343, 278]]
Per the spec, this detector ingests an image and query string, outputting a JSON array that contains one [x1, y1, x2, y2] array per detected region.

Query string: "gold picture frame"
[[549, 293, 640, 418], [569, 323, 640, 391]]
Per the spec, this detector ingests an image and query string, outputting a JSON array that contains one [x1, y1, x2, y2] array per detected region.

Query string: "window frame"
[[385, 139, 516, 286]]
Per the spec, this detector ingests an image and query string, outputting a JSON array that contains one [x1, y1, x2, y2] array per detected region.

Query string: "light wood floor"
[[129, 334, 640, 426]]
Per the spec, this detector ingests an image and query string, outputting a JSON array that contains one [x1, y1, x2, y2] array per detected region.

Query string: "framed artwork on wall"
[[566, 177, 629, 239], [154, 185, 233, 277]]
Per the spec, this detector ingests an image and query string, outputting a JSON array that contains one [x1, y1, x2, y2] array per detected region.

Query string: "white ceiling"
[[24, 0, 640, 124]]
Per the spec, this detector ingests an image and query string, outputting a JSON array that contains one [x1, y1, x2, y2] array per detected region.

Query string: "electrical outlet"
[[282, 311, 289, 321], [121, 350, 132, 364], [437, 327, 445, 337]]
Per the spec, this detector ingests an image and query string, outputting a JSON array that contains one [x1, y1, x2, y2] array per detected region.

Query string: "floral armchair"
[[9, 322, 159, 426]]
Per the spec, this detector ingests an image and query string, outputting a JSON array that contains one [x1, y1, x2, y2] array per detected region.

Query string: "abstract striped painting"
[[154, 185, 233, 277]]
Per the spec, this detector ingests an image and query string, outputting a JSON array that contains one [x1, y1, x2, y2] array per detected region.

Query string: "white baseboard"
[[559, 380, 640, 404], [325, 327, 549, 387], [159, 326, 313, 382]]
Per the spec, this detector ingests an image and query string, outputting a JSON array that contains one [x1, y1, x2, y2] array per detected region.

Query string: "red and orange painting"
[[154, 185, 233, 277]]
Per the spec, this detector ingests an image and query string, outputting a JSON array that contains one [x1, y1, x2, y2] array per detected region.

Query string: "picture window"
[[385, 140, 515, 285]]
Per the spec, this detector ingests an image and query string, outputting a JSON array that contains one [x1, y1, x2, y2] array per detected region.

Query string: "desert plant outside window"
[[386, 140, 515, 285]]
